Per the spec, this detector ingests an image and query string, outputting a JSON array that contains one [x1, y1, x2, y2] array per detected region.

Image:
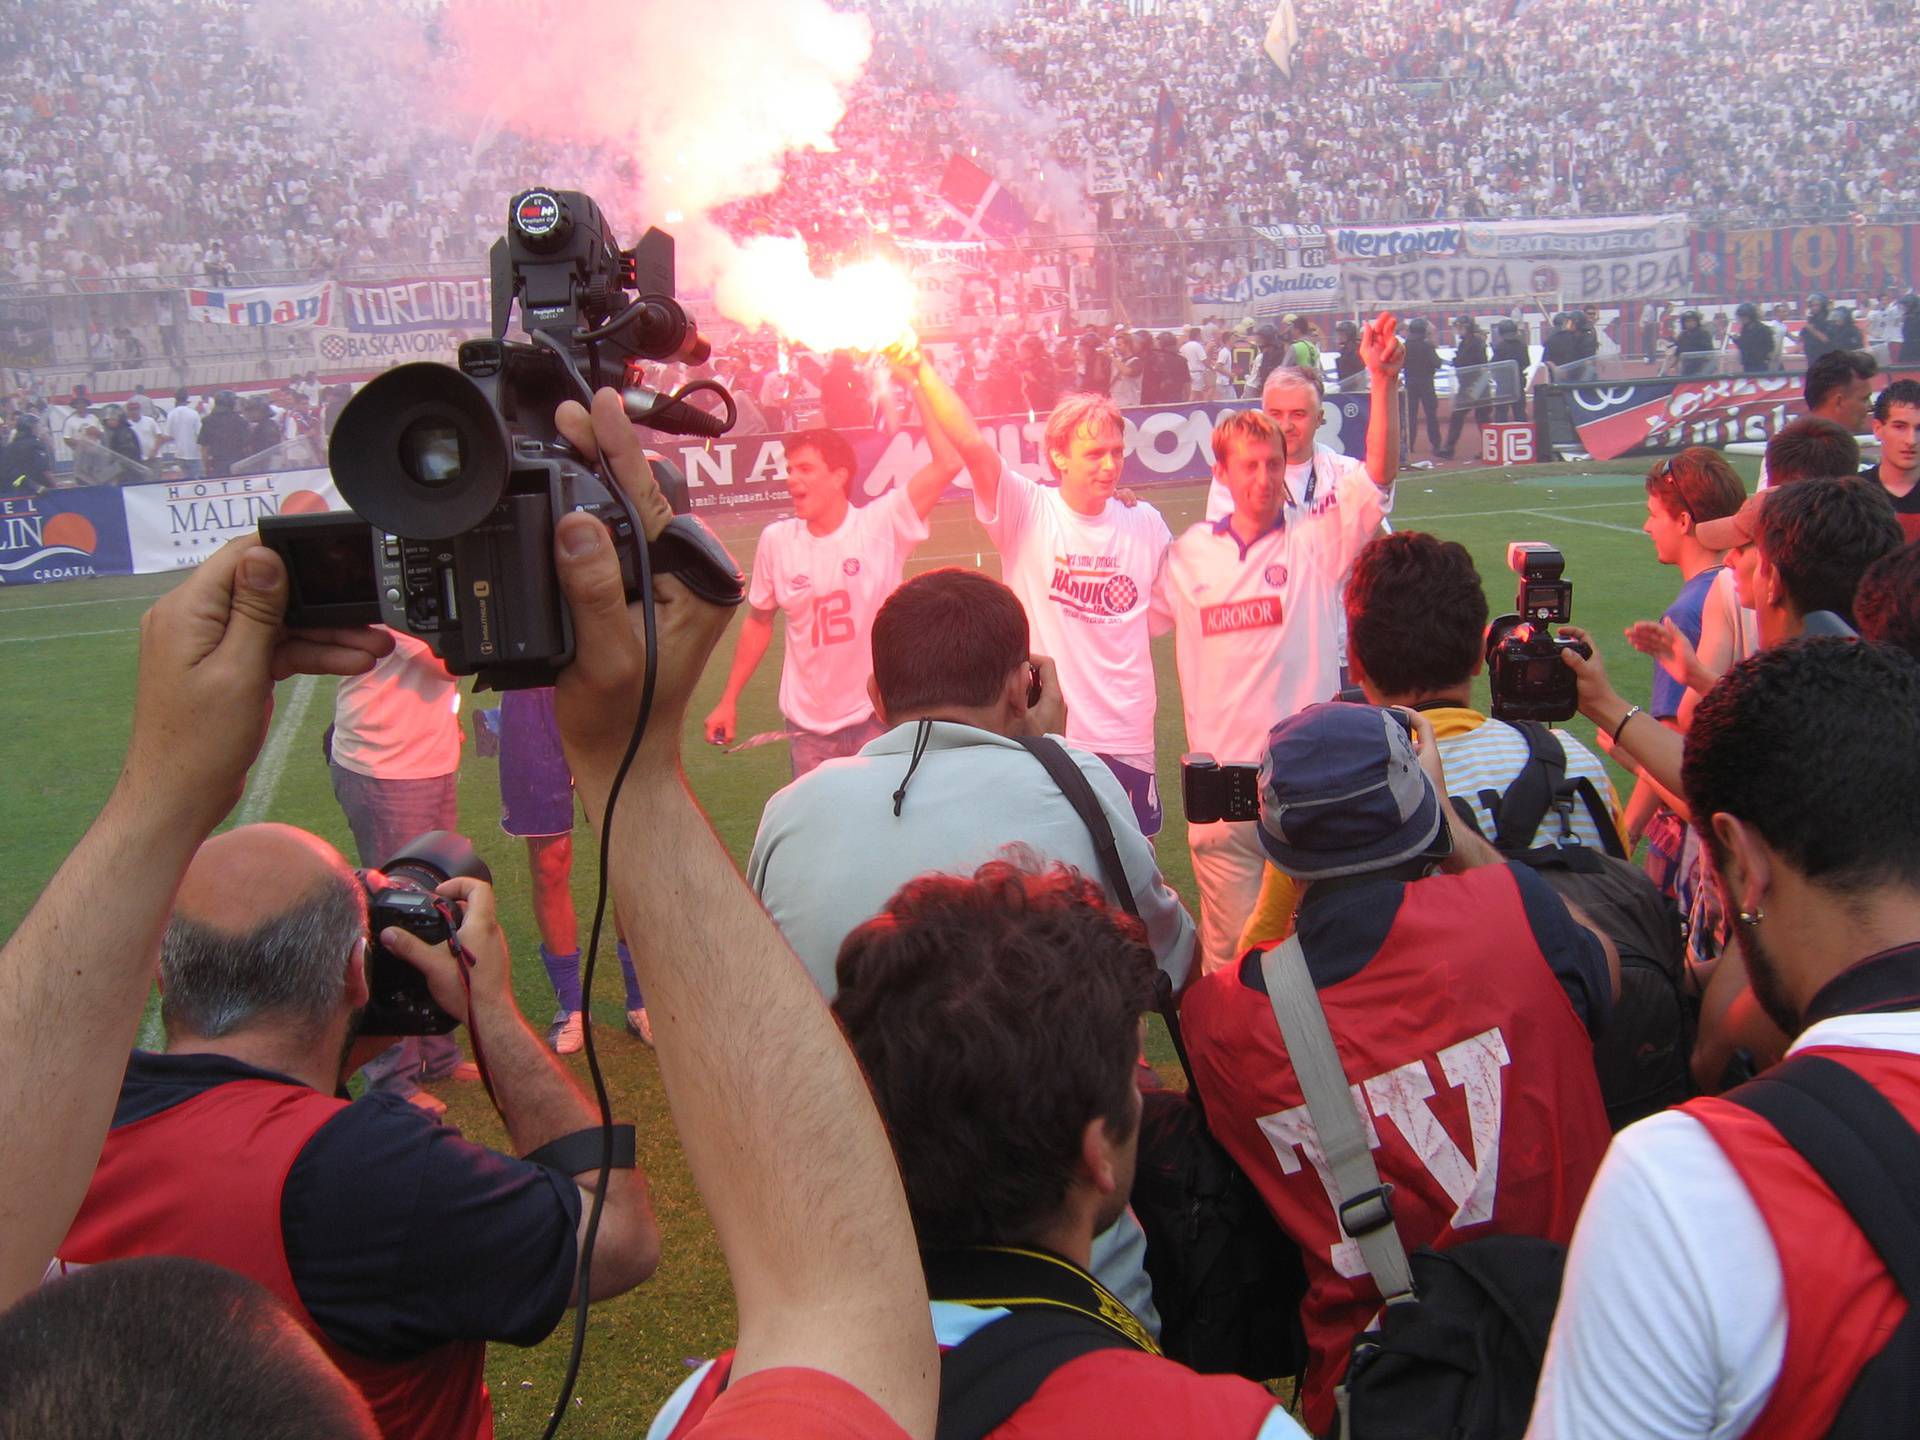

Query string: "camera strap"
[[524, 1124, 639, 1176], [1013, 736, 1197, 1092], [443, 906, 500, 1112]]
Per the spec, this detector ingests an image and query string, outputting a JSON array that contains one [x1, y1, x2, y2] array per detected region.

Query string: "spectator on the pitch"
[[656, 859, 1306, 1440], [1862, 378, 1920, 540], [1855, 540, 1920, 660], [1182, 701, 1615, 1436], [122, 397, 161, 461], [1529, 639, 1920, 1440], [0, 1257, 378, 1440]]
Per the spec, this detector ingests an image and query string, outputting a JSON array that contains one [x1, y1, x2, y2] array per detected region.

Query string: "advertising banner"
[[1689, 222, 1920, 298], [1459, 214, 1688, 260], [1564, 367, 1920, 460], [0, 487, 134, 585], [338, 276, 492, 334], [123, 469, 344, 572], [662, 396, 1374, 518], [316, 329, 466, 369], [187, 282, 333, 328]]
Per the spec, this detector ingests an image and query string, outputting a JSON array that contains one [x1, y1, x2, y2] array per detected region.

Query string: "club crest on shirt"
[[1048, 553, 1137, 620], [843, 557, 861, 577], [1264, 564, 1288, 588], [791, 574, 811, 589]]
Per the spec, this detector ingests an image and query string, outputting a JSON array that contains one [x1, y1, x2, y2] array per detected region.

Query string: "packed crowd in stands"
[[2, 0, 1916, 291]]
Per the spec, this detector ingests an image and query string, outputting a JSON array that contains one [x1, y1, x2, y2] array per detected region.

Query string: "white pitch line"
[[0, 626, 136, 644], [1515, 508, 1645, 536], [0, 592, 159, 613], [234, 674, 321, 825]]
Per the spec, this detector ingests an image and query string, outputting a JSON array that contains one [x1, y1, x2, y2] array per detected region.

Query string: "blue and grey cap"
[[1255, 703, 1448, 880]]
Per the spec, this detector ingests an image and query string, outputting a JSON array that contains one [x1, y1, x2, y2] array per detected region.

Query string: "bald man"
[[52, 825, 660, 1439]]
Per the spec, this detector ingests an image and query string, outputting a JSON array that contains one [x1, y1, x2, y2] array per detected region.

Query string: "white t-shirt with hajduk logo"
[[979, 465, 1172, 757], [748, 486, 929, 736]]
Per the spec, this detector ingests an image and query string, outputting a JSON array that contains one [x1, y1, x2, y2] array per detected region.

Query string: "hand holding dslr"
[[376, 877, 511, 1030]]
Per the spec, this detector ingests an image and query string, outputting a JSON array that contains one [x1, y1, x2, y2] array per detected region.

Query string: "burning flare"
[[712, 237, 918, 354]]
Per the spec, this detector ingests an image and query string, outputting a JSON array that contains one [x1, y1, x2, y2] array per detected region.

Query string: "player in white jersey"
[[704, 387, 959, 778], [1166, 317, 1405, 970], [905, 353, 1173, 834]]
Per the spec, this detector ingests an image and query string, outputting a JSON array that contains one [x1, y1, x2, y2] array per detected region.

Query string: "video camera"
[[1181, 753, 1262, 825], [1486, 542, 1589, 722], [263, 188, 745, 690], [359, 831, 491, 1037]]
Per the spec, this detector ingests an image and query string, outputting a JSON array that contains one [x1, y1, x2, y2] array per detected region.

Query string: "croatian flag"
[[934, 155, 1029, 243]]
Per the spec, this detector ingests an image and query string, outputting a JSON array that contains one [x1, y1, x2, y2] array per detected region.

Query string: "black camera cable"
[[533, 329, 661, 1440]]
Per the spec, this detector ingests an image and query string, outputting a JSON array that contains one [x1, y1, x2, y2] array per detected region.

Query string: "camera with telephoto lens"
[[1181, 753, 1263, 825], [359, 831, 492, 1037], [261, 187, 746, 690], [1486, 542, 1590, 722]]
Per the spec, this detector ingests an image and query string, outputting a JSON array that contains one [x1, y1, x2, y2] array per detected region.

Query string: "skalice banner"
[[661, 397, 1374, 518], [1190, 267, 1342, 310], [187, 283, 333, 328], [1568, 367, 1920, 461], [0, 487, 134, 585], [339, 276, 492, 334], [1340, 248, 1691, 308], [1458, 214, 1688, 260], [124, 469, 345, 572]]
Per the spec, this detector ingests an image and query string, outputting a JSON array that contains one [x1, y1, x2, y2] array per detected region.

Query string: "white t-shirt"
[[980, 465, 1172, 756], [748, 486, 929, 735], [164, 403, 201, 459], [1527, 1011, 1920, 1440], [329, 629, 461, 780], [126, 414, 159, 458], [1180, 338, 1209, 393], [1153, 455, 1385, 766], [1204, 446, 1372, 526]]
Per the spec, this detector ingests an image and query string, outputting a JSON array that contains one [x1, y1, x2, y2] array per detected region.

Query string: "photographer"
[[1182, 702, 1616, 1436], [55, 831, 660, 1436]]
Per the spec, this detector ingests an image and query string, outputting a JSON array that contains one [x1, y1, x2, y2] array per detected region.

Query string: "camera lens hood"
[[329, 364, 511, 540]]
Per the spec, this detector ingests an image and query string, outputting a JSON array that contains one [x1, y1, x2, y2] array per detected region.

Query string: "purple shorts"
[[498, 687, 576, 837]]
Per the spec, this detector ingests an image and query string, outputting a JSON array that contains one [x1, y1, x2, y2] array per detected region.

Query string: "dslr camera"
[[1181, 753, 1263, 825], [359, 831, 491, 1037], [263, 187, 745, 690], [1486, 542, 1590, 722]]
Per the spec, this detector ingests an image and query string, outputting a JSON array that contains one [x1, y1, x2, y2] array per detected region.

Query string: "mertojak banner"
[[660, 396, 1374, 518]]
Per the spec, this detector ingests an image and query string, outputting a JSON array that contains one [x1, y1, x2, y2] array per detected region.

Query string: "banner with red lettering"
[[1569, 367, 1920, 460], [186, 283, 332, 328]]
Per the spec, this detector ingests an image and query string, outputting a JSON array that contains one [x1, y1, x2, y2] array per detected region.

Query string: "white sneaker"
[[626, 1008, 653, 1047], [547, 1012, 584, 1055]]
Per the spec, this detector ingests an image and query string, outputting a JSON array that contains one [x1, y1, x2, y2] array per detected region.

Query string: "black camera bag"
[[1448, 720, 1695, 1130]]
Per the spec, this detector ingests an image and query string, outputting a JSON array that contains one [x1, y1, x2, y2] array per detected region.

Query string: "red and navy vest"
[[59, 1077, 491, 1439], [1183, 864, 1611, 1433], [1688, 1043, 1916, 1438]]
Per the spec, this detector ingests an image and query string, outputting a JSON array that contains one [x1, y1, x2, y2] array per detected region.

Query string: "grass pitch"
[[0, 455, 1728, 1434]]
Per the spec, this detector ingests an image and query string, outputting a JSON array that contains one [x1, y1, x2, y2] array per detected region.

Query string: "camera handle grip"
[[638, 516, 746, 609]]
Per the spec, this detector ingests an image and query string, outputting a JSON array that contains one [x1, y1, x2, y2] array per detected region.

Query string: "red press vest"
[[58, 1077, 491, 1440], [1686, 1044, 1916, 1440], [1183, 865, 1612, 1433], [664, 1328, 1279, 1439]]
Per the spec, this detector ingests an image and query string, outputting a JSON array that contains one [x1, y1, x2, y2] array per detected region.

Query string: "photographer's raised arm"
[[379, 877, 659, 1303], [545, 389, 937, 1439], [1561, 625, 1687, 800], [0, 542, 391, 1308]]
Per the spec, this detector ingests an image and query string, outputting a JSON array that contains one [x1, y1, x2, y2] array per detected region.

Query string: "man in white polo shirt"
[[1165, 316, 1404, 969], [906, 354, 1174, 834], [703, 401, 958, 778]]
